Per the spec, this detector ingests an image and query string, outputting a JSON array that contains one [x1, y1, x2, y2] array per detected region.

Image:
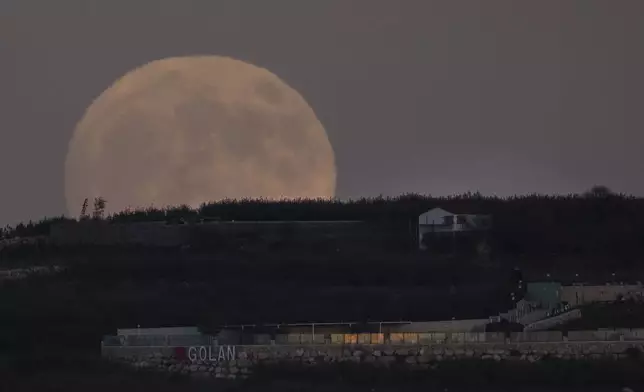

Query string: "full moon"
[[65, 56, 336, 216]]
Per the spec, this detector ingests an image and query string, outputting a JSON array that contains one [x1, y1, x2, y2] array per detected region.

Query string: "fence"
[[104, 329, 644, 347]]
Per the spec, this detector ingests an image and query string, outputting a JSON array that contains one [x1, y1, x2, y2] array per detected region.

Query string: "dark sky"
[[2, 0, 644, 226]]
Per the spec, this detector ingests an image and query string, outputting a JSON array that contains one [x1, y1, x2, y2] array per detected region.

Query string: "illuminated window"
[[371, 333, 385, 344], [331, 334, 344, 344], [390, 333, 404, 344], [403, 333, 418, 344], [344, 334, 358, 345]]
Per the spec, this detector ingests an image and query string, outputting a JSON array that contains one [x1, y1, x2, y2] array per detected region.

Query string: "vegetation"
[[3, 189, 644, 389], [3, 189, 644, 262], [554, 299, 644, 331], [0, 253, 517, 354]]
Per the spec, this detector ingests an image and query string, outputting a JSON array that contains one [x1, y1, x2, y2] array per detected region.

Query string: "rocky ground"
[[107, 342, 644, 380]]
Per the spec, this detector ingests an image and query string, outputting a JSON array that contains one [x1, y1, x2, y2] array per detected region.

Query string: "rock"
[[230, 366, 239, 374], [373, 350, 382, 357], [237, 359, 252, 368], [405, 356, 417, 364], [378, 356, 396, 364], [353, 350, 363, 357], [257, 352, 270, 360]]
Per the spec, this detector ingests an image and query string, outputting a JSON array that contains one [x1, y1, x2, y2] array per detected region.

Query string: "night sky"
[[2, 0, 644, 226]]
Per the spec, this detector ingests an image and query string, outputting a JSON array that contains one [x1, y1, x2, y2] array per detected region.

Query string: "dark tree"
[[92, 197, 107, 220]]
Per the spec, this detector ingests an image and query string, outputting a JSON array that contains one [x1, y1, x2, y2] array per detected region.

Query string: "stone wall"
[[102, 341, 644, 380]]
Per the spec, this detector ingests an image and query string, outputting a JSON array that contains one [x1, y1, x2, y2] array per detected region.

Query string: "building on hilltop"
[[417, 207, 492, 251]]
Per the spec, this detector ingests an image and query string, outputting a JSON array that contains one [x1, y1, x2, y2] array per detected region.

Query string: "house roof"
[[422, 207, 489, 216]]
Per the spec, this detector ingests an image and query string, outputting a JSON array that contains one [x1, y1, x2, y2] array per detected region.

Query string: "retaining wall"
[[102, 341, 644, 380]]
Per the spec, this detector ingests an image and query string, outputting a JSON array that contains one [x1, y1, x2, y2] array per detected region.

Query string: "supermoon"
[[64, 56, 336, 216]]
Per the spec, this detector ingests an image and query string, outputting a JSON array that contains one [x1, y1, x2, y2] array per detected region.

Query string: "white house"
[[418, 207, 491, 249]]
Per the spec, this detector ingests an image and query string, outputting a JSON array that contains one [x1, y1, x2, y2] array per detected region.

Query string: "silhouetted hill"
[[3, 193, 644, 263]]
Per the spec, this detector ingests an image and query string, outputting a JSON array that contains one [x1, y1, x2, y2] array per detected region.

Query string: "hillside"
[[550, 300, 644, 331], [4, 193, 644, 263], [0, 248, 520, 356], [3, 193, 644, 388]]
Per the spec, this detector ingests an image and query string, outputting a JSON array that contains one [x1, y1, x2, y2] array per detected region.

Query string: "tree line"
[[3, 187, 644, 259]]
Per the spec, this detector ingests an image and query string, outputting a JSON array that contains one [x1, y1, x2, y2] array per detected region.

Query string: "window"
[[456, 215, 467, 224], [443, 216, 454, 225]]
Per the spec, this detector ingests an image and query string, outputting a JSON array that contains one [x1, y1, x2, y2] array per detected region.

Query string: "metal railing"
[[102, 329, 644, 348]]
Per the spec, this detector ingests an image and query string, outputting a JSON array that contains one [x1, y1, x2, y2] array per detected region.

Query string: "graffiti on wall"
[[179, 345, 237, 363]]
